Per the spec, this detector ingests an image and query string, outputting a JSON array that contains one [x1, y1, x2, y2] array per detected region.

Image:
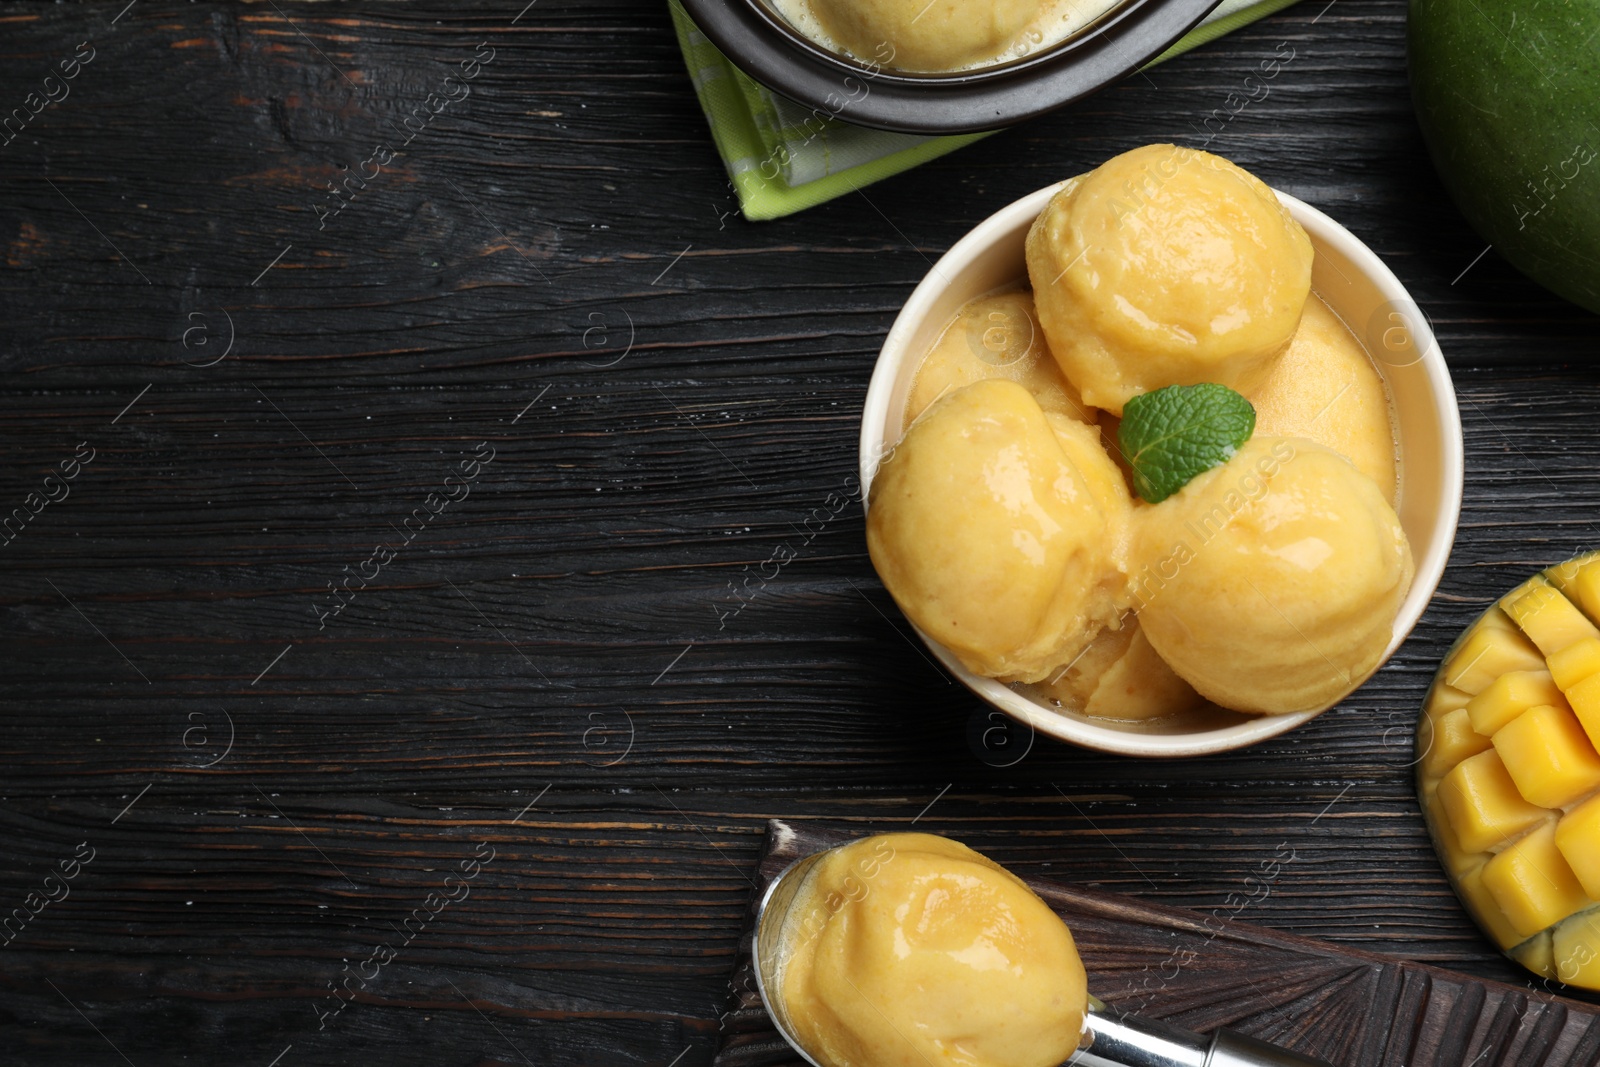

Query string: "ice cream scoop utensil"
[[1075, 997, 1332, 1067], [752, 850, 1334, 1067]]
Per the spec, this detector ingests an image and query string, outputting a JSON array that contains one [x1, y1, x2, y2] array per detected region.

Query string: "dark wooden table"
[[2, 2, 1597, 1064]]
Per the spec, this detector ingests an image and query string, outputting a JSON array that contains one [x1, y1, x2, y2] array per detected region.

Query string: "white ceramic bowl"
[[859, 181, 1464, 758]]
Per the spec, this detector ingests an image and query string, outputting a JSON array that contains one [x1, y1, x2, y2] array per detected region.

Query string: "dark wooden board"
[[716, 822, 1600, 1067], [1, 0, 1599, 1064]]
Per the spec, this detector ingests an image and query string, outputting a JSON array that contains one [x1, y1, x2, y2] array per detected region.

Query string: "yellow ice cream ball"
[[1131, 435, 1412, 714], [809, 0, 1043, 71], [1026, 145, 1314, 414], [1248, 293, 1397, 503], [1042, 618, 1204, 721], [867, 379, 1130, 683], [907, 290, 1093, 427], [781, 833, 1088, 1067]]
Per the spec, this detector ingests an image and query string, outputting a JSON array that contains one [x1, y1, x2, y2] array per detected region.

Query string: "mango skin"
[[1409, 0, 1600, 313]]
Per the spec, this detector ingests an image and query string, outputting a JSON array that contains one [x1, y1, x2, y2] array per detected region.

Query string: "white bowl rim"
[[858, 180, 1465, 759]]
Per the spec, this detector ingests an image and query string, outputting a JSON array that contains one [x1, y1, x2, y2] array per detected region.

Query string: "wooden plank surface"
[[1, 0, 1599, 1064], [715, 821, 1600, 1067]]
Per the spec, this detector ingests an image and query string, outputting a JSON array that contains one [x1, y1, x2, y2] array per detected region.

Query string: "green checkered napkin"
[[671, 0, 1304, 220]]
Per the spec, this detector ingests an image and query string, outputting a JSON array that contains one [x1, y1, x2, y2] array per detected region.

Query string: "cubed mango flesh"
[[1556, 794, 1600, 900], [1422, 558, 1600, 992], [1424, 788, 1485, 878], [1443, 625, 1548, 695], [1427, 684, 1473, 721], [1481, 822, 1594, 939], [1546, 551, 1600, 600], [1493, 703, 1600, 809], [1563, 672, 1600, 753], [1554, 910, 1600, 986], [1548, 563, 1587, 598], [1459, 863, 1531, 951], [1466, 671, 1565, 736], [1421, 707, 1494, 780], [1438, 749, 1549, 853], [1547, 564, 1581, 595], [1477, 607, 1518, 633], [1573, 560, 1600, 627], [1500, 576, 1552, 614], [1505, 584, 1600, 656], [1548, 637, 1600, 691]]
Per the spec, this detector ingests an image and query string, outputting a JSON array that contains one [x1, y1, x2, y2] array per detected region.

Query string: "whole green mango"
[[1409, 0, 1600, 313]]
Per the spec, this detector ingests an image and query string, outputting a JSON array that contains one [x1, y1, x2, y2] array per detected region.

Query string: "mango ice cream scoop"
[[754, 833, 1333, 1067]]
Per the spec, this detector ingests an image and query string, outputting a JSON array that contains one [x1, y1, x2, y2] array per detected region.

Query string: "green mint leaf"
[[1118, 384, 1256, 503]]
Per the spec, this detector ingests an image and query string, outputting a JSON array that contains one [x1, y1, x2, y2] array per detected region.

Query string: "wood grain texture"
[[715, 821, 1600, 1067], [1, 0, 1599, 1064]]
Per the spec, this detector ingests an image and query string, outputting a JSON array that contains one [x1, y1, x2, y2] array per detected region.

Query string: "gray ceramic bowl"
[[678, 0, 1222, 133]]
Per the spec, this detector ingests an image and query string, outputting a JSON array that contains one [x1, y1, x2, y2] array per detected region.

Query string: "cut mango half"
[[1420, 551, 1600, 989]]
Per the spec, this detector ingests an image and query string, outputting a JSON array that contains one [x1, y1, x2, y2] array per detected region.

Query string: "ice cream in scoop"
[[778, 833, 1088, 1067], [1026, 145, 1314, 415], [1131, 435, 1413, 714], [867, 378, 1131, 683]]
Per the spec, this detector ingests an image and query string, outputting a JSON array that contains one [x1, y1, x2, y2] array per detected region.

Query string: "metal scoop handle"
[[1075, 1004, 1334, 1067]]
